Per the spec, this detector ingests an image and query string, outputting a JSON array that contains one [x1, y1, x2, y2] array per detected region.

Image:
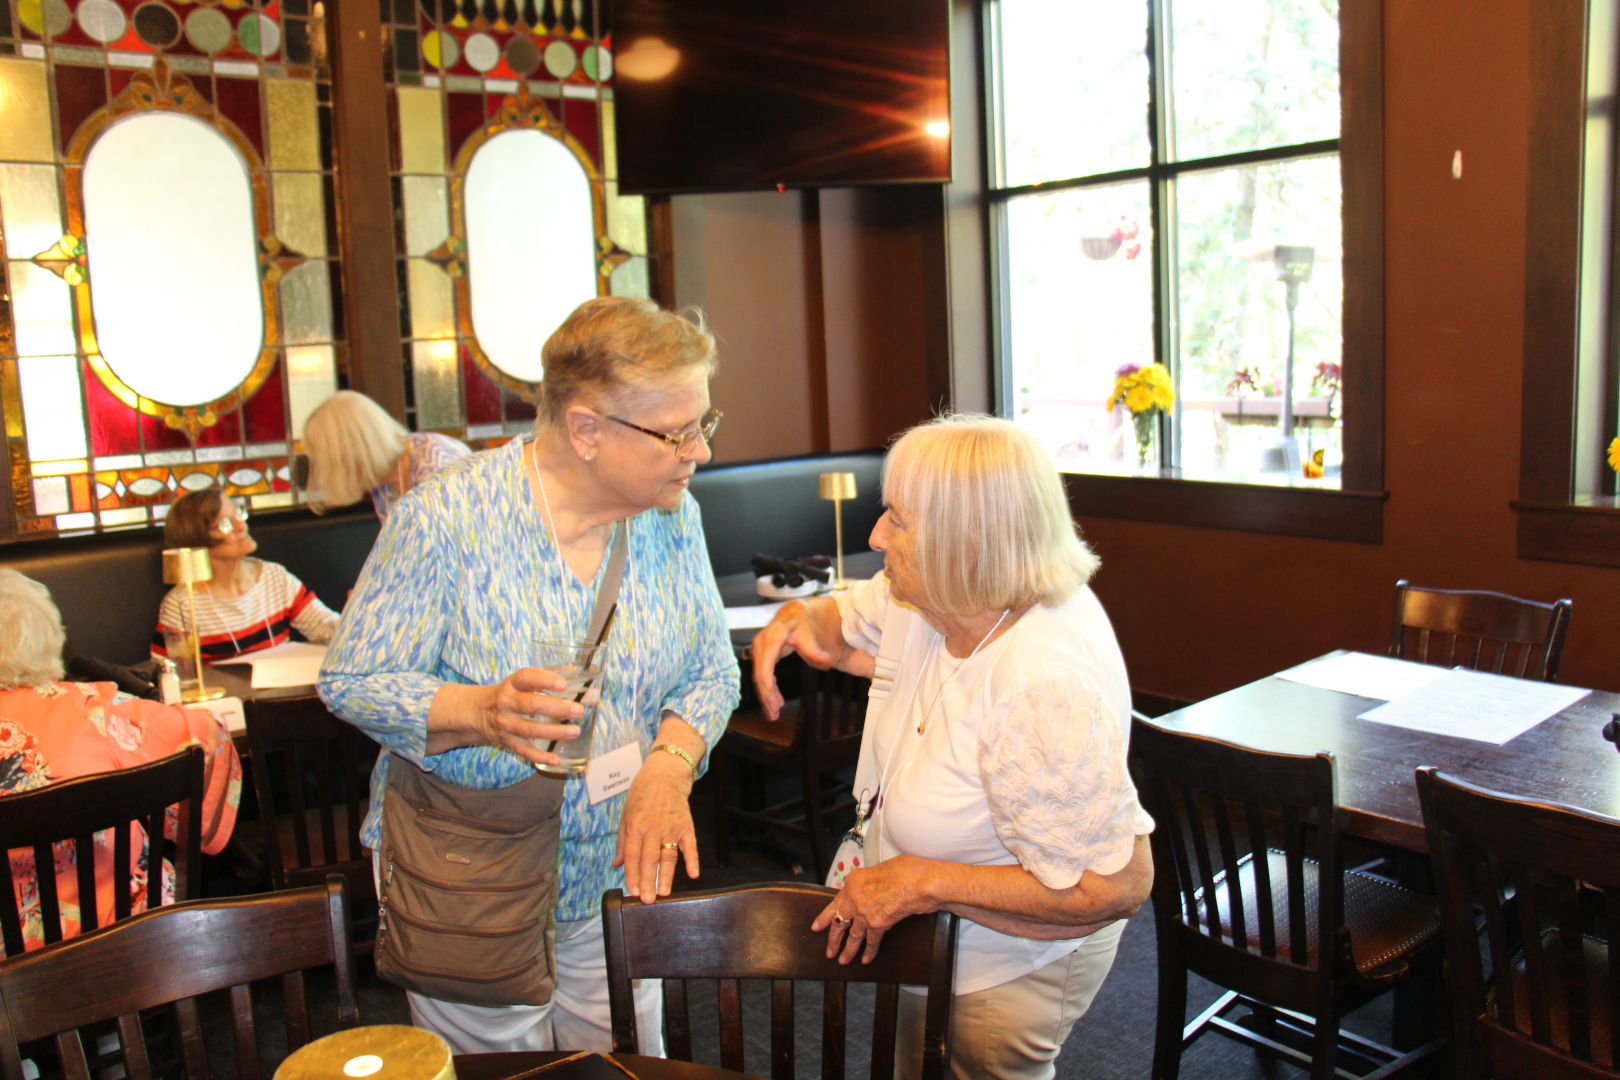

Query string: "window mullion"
[[1148, 0, 1177, 465]]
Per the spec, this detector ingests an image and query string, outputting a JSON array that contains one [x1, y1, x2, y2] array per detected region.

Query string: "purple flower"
[[1114, 363, 1140, 379]]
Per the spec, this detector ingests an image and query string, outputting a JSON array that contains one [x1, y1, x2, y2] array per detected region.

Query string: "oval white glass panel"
[[84, 112, 264, 407], [465, 129, 596, 384]]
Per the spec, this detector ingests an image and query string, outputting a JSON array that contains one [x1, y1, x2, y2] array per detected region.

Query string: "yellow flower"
[[1142, 364, 1169, 387], [1125, 385, 1155, 413], [1152, 384, 1175, 409], [1610, 436, 1620, 472]]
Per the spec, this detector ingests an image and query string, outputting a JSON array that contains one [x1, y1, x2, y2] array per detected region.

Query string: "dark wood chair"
[[602, 881, 956, 1080], [712, 666, 869, 881], [0, 746, 204, 956], [1417, 766, 1620, 1079], [1390, 579, 1572, 681], [0, 877, 357, 1080], [242, 695, 379, 950], [1128, 717, 1444, 1080]]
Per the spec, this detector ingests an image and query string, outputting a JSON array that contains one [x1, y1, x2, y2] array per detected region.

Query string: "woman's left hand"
[[613, 751, 699, 904], [811, 855, 934, 964]]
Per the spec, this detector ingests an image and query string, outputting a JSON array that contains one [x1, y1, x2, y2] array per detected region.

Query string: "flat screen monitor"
[[610, 0, 951, 195]]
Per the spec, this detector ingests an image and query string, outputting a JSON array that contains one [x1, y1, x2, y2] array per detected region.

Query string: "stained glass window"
[[0, 0, 341, 538], [383, 0, 647, 439]]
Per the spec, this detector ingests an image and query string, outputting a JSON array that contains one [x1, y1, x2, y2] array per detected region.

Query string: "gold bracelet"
[[650, 742, 699, 777]]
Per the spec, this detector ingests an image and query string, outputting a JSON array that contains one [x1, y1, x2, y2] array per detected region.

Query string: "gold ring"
[[662, 841, 681, 850], [831, 914, 847, 925]]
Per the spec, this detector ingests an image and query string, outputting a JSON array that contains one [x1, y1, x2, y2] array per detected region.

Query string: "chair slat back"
[[0, 879, 358, 1080], [1390, 579, 1573, 682], [1417, 768, 1620, 1077], [0, 747, 204, 956], [603, 882, 957, 1080], [245, 697, 377, 908], [1129, 719, 1341, 980], [801, 668, 869, 749]]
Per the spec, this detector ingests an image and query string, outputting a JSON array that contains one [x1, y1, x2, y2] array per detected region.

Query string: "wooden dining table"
[[454, 1050, 761, 1080], [1152, 650, 1620, 852]]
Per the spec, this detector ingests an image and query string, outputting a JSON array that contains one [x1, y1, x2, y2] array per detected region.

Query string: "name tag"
[[585, 742, 643, 805]]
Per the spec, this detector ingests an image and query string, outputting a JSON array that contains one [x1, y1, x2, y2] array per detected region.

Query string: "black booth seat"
[[0, 449, 887, 669], [0, 504, 380, 667]]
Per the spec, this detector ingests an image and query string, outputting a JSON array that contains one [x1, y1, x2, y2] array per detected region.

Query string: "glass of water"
[[532, 638, 606, 773]]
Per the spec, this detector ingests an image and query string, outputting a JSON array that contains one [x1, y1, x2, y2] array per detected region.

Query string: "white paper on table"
[[724, 602, 786, 631], [1356, 668, 1591, 745], [1274, 651, 1453, 701], [190, 695, 246, 734], [213, 641, 327, 689]]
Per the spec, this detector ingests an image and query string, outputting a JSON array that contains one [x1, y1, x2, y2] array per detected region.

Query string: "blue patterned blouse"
[[317, 436, 740, 921]]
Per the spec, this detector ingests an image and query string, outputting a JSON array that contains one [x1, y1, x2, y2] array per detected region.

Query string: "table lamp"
[[819, 472, 858, 588], [162, 547, 226, 703]]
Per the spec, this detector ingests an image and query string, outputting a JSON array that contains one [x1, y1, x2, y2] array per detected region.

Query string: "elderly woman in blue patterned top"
[[318, 297, 738, 1056]]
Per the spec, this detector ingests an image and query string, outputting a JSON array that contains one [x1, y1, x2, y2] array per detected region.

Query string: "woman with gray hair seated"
[[302, 390, 471, 521], [752, 414, 1155, 1080], [0, 570, 241, 951]]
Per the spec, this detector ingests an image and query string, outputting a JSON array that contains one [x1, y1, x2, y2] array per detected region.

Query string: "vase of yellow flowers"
[[1107, 363, 1176, 466]]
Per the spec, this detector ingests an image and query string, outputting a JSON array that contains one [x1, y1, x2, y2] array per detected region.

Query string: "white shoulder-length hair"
[[0, 569, 66, 690], [302, 391, 409, 512], [882, 414, 1100, 615]]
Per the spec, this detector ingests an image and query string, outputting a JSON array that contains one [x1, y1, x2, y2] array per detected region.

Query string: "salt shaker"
[[156, 658, 181, 706]]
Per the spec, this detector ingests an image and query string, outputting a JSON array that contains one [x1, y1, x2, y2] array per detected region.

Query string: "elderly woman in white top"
[[751, 414, 1155, 1080], [303, 390, 471, 522]]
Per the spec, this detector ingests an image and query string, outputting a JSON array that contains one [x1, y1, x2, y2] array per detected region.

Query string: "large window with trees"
[[988, 0, 1364, 496]]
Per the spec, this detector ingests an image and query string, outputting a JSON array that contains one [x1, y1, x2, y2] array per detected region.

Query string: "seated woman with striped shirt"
[[151, 490, 340, 661]]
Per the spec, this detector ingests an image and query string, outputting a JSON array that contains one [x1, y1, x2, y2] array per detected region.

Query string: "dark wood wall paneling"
[[328, 0, 407, 422], [1512, 0, 1620, 563]]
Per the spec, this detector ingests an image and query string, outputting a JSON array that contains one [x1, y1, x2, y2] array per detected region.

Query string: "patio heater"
[[1234, 242, 1316, 473]]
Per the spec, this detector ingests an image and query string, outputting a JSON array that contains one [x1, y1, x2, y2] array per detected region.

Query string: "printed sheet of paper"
[[214, 641, 327, 689], [1274, 651, 1452, 701], [1356, 668, 1590, 745], [723, 602, 786, 631]]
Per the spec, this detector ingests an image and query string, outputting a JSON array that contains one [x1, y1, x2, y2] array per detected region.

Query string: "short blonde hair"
[[539, 297, 718, 429], [302, 391, 409, 512], [882, 414, 1099, 615], [0, 570, 66, 689]]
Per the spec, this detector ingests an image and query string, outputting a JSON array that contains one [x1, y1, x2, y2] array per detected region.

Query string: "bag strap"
[[588, 520, 630, 641]]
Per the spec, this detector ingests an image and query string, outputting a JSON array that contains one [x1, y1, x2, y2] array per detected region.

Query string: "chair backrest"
[[1128, 717, 1342, 1010], [799, 667, 869, 762], [602, 882, 957, 1080], [245, 695, 376, 896], [1389, 579, 1573, 681], [0, 878, 357, 1080], [0, 746, 204, 956], [1417, 767, 1620, 1078]]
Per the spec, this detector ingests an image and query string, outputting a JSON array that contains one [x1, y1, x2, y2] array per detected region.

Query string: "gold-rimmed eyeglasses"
[[604, 408, 723, 460]]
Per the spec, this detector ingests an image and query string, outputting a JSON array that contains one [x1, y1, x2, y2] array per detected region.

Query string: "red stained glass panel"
[[83, 360, 142, 456], [139, 411, 190, 452], [213, 76, 264, 160], [501, 390, 535, 423], [108, 66, 137, 97], [446, 92, 485, 158], [195, 406, 242, 447], [462, 346, 501, 424], [242, 358, 287, 441], [563, 97, 598, 168], [56, 64, 107, 153]]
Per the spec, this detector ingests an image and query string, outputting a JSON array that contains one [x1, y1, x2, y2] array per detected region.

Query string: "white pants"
[[371, 853, 663, 1055], [895, 919, 1126, 1080], [405, 915, 665, 1056]]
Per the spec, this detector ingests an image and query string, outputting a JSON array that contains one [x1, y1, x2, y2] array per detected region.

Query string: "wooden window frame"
[[1513, 0, 1620, 567], [986, 0, 1387, 544]]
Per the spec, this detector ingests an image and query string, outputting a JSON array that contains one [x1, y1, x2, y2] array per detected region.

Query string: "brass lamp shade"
[[162, 547, 214, 585], [818, 472, 858, 588], [818, 472, 857, 501]]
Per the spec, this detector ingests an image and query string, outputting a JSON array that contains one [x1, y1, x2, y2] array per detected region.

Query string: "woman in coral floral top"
[[0, 569, 241, 951]]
